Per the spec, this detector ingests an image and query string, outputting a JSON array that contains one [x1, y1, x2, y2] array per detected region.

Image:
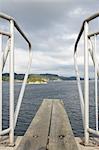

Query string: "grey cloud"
[[1, 2, 68, 30], [0, 0, 99, 76]]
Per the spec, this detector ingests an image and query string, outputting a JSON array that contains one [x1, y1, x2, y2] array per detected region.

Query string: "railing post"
[[0, 34, 3, 139], [94, 35, 98, 131], [84, 21, 89, 145], [9, 20, 14, 146]]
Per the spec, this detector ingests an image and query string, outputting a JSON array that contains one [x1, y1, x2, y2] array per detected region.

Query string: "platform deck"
[[16, 99, 78, 150], [0, 99, 99, 150]]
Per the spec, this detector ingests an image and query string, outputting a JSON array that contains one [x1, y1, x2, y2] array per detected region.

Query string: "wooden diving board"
[[16, 99, 78, 150]]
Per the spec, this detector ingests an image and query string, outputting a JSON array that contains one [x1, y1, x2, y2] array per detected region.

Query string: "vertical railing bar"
[[0, 34, 3, 138], [74, 53, 84, 124], [0, 14, 32, 146], [84, 21, 89, 145], [94, 35, 98, 131], [3, 38, 11, 70], [9, 20, 14, 146], [14, 50, 32, 127]]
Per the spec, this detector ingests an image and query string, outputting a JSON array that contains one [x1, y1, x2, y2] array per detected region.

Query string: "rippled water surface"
[[2, 81, 96, 137]]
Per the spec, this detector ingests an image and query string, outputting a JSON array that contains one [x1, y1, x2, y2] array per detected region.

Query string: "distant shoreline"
[[3, 73, 94, 83], [27, 81, 47, 85], [2, 73, 81, 82]]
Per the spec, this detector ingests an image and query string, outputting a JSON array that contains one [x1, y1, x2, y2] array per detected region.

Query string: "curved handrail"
[[0, 13, 32, 143], [74, 12, 99, 125], [0, 12, 31, 48], [74, 12, 99, 54]]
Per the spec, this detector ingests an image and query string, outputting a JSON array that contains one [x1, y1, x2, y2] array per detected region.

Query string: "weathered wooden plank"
[[48, 100, 78, 150], [16, 99, 53, 150]]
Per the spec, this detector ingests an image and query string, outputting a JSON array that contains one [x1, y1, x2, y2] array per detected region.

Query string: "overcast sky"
[[0, 0, 99, 76]]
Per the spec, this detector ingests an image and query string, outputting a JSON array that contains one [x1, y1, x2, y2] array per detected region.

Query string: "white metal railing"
[[74, 13, 99, 145], [0, 13, 32, 146]]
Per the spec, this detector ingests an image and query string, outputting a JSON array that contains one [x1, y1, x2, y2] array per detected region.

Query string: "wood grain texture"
[[48, 100, 78, 150], [16, 99, 53, 150], [16, 99, 78, 150]]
